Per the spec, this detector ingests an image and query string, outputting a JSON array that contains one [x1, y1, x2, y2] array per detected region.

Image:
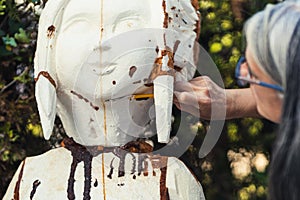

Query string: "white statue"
[[4, 0, 205, 199]]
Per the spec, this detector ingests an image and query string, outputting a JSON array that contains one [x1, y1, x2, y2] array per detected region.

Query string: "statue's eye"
[[113, 16, 142, 33]]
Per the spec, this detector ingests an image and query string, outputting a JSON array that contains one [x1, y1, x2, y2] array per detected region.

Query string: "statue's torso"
[[4, 140, 205, 200]]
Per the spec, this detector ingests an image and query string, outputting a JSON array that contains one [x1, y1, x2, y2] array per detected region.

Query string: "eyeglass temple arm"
[[237, 76, 284, 92], [258, 81, 284, 92]]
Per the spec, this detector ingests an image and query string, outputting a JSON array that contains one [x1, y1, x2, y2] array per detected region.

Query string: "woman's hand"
[[174, 76, 260, 120]]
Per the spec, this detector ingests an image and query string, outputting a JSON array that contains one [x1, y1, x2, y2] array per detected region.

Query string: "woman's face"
[[245, 48, 283, 123]]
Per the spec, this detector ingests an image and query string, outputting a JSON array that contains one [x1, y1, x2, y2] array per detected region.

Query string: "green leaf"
[[2, 35, 17, 47], [14, 28, 30, 43], [0, 0, 5, 15]]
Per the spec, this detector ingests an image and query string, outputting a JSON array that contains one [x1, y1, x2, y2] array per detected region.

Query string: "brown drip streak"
[[30, 180, 41, 200], [137, 154, 143, 176], [63, 138, 93, 200], [70, 91, 100, 111], [62, 138, 169, 199], [173, 40, 180, 55], [13, 159, 26, 200], [83, 154, 93, 200], [115, 148, 126, 177], [67, 156, 78, 200], [107, 158, 115, 179], [35, 71, 57, 88], [130, 153, 136, 175]]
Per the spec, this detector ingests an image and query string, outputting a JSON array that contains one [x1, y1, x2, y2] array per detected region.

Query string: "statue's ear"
[[34, 0, 70, 139], [35, 77, 57, 140]]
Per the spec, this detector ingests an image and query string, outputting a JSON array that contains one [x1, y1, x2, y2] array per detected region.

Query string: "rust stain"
[[101, 154, 106, 200], [47, 25, 56, 39], [191, 0, 201, 40], [147, 49, 175, 83], [13, 159, 26, 200], [162, 0, 169, 28], [103, 101, 107, 140], [174, 65, 183, 72], [129, 66, 137, 78], [122, 140, 153, 153], [143, 159, 149, 176], [35, 71, 57, 88], [191, 0, 199, 10], [99, 8, 108, 198], [70, 91, 99, 111], [159, 157, 170, 200]]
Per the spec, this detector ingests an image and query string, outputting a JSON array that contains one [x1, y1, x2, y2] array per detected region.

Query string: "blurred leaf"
[[14, 28, 30, 43], [210, 42, 223, 53], [26, 123, 42, 137], [2, 35, 17, 47]]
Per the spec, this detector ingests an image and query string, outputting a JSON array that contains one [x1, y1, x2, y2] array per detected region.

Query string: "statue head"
[[34, 0, 200, 146]]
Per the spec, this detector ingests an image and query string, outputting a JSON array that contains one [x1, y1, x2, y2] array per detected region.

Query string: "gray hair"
[[244, 1, 300, 91], [244, 2, 300, 199]]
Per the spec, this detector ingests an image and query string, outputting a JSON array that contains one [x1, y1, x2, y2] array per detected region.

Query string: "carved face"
[[34, 0, 200, 146]]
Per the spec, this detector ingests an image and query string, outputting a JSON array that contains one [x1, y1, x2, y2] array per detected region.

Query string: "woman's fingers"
[[174, 91, 199, 106], [173, 101, 201, 118]]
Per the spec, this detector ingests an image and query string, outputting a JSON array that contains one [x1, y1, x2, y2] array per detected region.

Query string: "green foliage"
[[0, 0, 5, 15], [0, 0, 53, 197], [180, 0, 278, 199]]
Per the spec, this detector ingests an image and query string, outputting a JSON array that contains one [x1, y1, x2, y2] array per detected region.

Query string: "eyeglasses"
[[235, 56, 284, 92]]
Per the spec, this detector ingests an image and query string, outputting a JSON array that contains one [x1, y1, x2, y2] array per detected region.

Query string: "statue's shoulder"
[[3, 147, 72, 200], [26, 147, 72, 164], [166, 157, 205, 200]]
